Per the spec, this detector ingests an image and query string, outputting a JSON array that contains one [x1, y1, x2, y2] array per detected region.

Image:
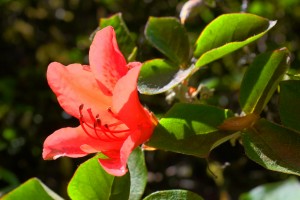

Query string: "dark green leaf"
[[145, 17, 190, 67], [67, 155, 130, 200], [240, 177, 300, 200], [242, 119, 300, 176], [2, 178, 63, 200], [0, 167, 19, 194], [110, 175, 130, 200], [128, 147, 147, 200], [147, 103, 236, 157], [204, 0, 216, 7], [240, 48, 290, 114], [138, 59, 195, 94], [279, 80, 300, 132], [194, 13, 276, 68], [100, 13, 136, 61], [143, 190, 204, 200]]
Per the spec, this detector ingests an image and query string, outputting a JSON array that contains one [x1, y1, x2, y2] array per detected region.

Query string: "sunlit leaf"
[[128, 147, 147, 200], [147, 103, 236, 157], [242, 119, 300, 176], [100, 13, 136, 61], [240, 48, 290, 114], [145, 17, 190, 67], [194, 13, 276, 68], [143, 190, 204, 200], [240, 177, 300, 200], [68, 155, 130, 200], [138, 59, 195, 94], [279, 80, 300, 132], [2, 178, 63, 200]]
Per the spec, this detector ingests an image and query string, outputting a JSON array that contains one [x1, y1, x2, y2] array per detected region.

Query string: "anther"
[[79, 104, 84, 118], [79, 104, 84, 110], [96, 118, 101, 126], [107, 107, 118, 118]]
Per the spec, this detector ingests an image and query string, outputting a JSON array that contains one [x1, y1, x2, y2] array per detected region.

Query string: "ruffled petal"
[[47, 62, 113, 124], [43, 126, 125, 160], [89, 26, 128, 95], [112, 65, 152, 129]]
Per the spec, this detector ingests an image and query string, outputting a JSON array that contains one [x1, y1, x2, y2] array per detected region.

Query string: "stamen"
[[103, 124, 131, 134], [79, 105, 99, 140], [79, 104, 84, 111], [107, 107, 118, 118], [96, 118, 101, 126], [93, 121, 101, 139], [106, 121, 123, 128], [78, 104, 131, 141], [87, 108, 95, 123]]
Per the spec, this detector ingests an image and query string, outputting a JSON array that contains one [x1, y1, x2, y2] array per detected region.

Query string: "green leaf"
[[143, 190, 204, 200], [2, 178, 63, 200], [138, 59, 195, 94], [239, 48, 290, 114], [100, 13, 136, 61], [0, 167, 19, 194], [145, 17, 190, 67], [279, 80, 300, 132], [109, 175, 130, 200], [128, 147, 147, 200], [146, 103, 236, 157], [67, 155, 130, 200], [240, 177, 300, 200], [194, 13, 276, 68], [242, 119, 300, 176]]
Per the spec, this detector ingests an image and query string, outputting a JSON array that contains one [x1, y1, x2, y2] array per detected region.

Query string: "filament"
[[78, 104, 130, 141]]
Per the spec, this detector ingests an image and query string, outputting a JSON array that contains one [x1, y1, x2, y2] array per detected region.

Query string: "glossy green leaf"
[[242, 119, 300, 176], [143, 190, 204, 200], [2, 178, 63, 200], [194, 13, 276, 68], [240, 48, 290, 114], [138, 59, 195, 94], [68, 155, 130, 200], [128, 147, 147, 200], [145, 17, 190, 67], [146, 103, 236, 157], [100, 13, 136, 61], [279, 80, 300, 132], [240, 177, 300, 200]]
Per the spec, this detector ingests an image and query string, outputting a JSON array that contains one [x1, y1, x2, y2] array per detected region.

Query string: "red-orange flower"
[[43, 26, 157, 176]]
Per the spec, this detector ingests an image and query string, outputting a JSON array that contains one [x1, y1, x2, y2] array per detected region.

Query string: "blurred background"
[[1, 0, 300, 199]]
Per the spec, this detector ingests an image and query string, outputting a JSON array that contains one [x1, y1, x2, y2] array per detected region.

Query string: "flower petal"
[[43, 126, 124, 160], [43, 127, 90, 159], [112, 65, 153, 130], [47, 62, 113, 124], [99, 131, 140, 176], [89, 26, 128, 95]]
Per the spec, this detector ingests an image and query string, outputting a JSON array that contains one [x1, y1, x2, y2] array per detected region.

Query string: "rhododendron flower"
[[43, 26, 157, 176]]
